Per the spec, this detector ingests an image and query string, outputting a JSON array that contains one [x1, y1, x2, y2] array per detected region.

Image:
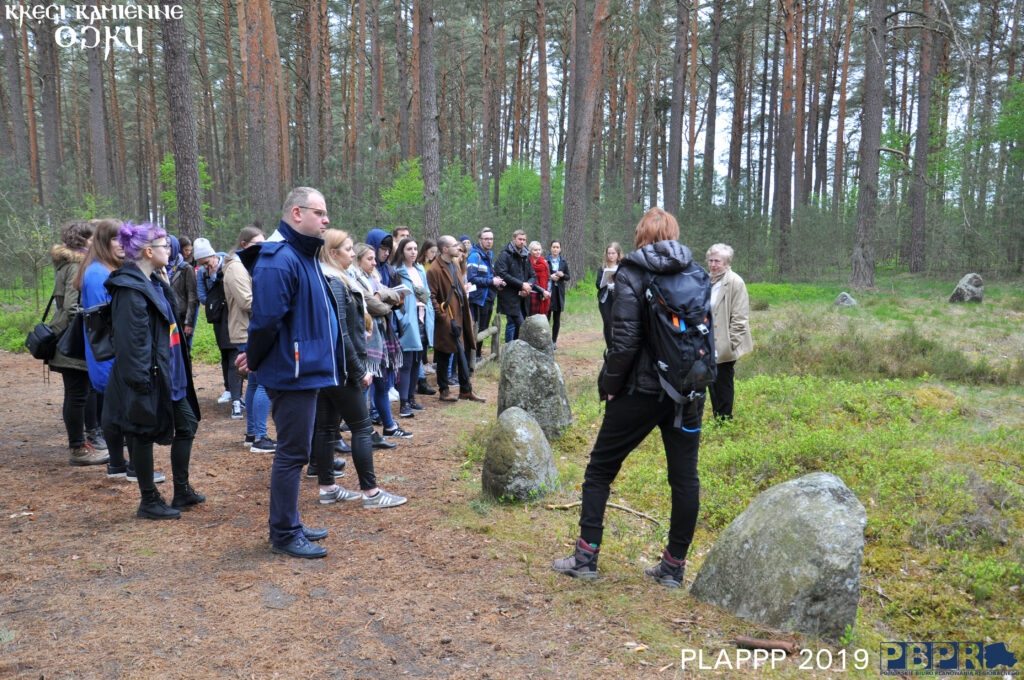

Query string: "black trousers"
[[708, 360, 736, 419], [313, 383, 376, 490], [128, 398, 197, 494], [220, 347, 242, 401], [435, 346, 472, 394], [546, 309, 562, 344], [579, 391, 703, 560], [60, 369, 92, 448], [96, 391, 128, 468], [471, 298, 494, 355]]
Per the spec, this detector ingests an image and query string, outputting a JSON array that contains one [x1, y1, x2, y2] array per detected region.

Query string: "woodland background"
[[1, 0, 1023, 301]]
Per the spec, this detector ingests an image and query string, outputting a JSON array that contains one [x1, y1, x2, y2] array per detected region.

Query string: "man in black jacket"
[[492, 229, 535, 342]]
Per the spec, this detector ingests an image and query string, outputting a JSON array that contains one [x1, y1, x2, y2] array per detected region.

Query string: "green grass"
[[445, 272, 1024, 669]]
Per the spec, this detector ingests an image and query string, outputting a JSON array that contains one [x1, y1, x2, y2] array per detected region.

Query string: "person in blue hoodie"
[[236, 187, 338, 560], [466, 228, 504, 358]]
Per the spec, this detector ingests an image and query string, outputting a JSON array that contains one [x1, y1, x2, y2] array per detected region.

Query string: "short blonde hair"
[[634, 208, 679, 248], [706, 243, 734, 265]]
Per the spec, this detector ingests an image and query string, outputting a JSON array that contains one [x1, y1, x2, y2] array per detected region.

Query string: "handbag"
[[25, 296, 58, 361], [83, 301, 115, 361], [56, 310, 87, 360]]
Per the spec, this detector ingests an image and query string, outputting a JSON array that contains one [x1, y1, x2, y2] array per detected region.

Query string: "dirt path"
[[0, 333, 646, 679]]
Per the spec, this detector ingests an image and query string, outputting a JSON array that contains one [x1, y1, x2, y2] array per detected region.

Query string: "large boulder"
[[497, 332, 573, 441], [482, 407, 558, 502], [949, 273, 983, 303], [689, 472, 866, 641], [833, 292, 858, 307]]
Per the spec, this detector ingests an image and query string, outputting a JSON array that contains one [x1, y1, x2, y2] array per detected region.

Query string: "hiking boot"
[[382, 425, 413, 439], [70, 445, 108, 466], [438, 388, 457, 402], [250, 437, 277, 453], [171, 484, 206, 509], [416, 378, 436, 395], [231, 400, 243, 419], [371, 432, 397, 450], [87, 427, 108, 452], [458, 391, 486, 403], [643, 550, 686, 588], [318, 485, 362, 504], [399, 401, 414, 418], [217, 390, 232, 404], [552, 538, 600, 580], [362, 489, 407, 509], [137, 490, 181, 520]]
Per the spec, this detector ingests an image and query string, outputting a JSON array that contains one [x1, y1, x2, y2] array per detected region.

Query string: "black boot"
[[138, 489, 181, 520], [416, 377, 436, 395], [171, 482, 206, 510]]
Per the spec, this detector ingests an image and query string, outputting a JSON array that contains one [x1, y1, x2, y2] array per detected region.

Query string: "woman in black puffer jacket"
[[553, 208, 704, 588], [104, 222, 204, 520]]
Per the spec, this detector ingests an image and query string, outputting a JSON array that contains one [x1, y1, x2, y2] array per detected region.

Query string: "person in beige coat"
[[223, 226, 274, 451], [706, 243, 753, 420]]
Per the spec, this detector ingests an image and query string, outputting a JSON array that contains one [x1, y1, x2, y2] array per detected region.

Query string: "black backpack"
[[204, 275, 227, 324], [642, 263, 717, 423]]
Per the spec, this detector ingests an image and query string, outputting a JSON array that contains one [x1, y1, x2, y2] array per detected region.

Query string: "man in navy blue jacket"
[[466, 228, 504, 357], [236, 187, 338, 559]]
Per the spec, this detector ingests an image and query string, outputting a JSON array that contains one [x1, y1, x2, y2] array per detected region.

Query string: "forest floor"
[[0, 331, 698, 680]]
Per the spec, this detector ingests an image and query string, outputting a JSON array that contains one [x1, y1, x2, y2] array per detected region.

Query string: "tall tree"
[[562, 0, 611, 282], [537, 0, 552, 244], [419, 0, 441, 241], [773, 0, 796, 274], [0, 11, 28, 175], [850, 0, 886, 288], [907, 0, 937, 272], [396, 0, 411, 159], [34, 16, 61, 206], [86, 10, 111, 199], [160, 0, 202, 239], [702, 0, 724, 202], [622, 2, 640, 229], [665, 0, 688, 216], [832, 0, 854, 218]]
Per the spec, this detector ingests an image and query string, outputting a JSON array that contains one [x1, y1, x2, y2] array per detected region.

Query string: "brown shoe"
[[458, 391, 486, 403], [438, 388, 458, 402], [69, 445, 108, 466]]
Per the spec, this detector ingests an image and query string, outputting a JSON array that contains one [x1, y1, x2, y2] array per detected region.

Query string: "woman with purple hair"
[[103, 222, 204, 520]]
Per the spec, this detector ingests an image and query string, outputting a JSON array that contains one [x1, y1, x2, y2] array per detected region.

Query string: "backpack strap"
[[40, 295, 55, 323]]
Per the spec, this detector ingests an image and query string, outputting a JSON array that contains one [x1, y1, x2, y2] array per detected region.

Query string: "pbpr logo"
[[880, 642, 1019, 675]]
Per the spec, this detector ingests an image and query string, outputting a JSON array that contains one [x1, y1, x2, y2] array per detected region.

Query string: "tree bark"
[[562, 0, 610, 283], [0, 11, 28, 175], [537, 0, 552, 244], [702, 0, 723, 202], [396, 0, 410, 159], [686, 1, 699, 207], [850, 0, 885, 289], [622, 2, 639, 230], [161, 0, 203, 240], [832, 0, 854, 218], [727, 27, 746, 208], [773, 0, 795, 274], [480, 0, 492, 202], [34, 16, 61, 206], [86, 15, 110, 199], [907, 0, 937, 273], [418, 0, 441, 241], [665, 0, 688, 216]]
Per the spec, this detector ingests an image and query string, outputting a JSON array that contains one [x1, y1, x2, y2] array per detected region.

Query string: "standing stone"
[[482, 407, 559, 502], [498, 328, 573, 440], [518, 314, 554, 356], [948, 273, 983, 303], [690, 472, 866, 641], [834, 292, 858, 307]]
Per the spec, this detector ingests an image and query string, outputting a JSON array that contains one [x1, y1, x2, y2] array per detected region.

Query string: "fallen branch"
[[546, 500, 660, 525], [734, 636, 797, 655], [872, 585, 919, 622]]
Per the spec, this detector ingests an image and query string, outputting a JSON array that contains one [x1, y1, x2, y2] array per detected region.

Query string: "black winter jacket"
[[323, 269, 367, 385], [493, 241, 536, 316], [598, 240, 697, 398], [103, 262, 200, 445]]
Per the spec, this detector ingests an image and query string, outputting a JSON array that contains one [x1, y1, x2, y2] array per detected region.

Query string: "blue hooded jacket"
[[365, 228, 397, 287], [242, 220, 339, 391], [466, 243, 495, 307]]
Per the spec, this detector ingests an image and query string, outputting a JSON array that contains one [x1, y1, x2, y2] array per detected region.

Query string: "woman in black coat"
[[544, 239, 570, 348], [553, 209, 703, 588], [104, 223, 204, 520]]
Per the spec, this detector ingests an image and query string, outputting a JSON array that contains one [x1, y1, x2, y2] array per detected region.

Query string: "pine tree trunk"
[[419, 0, 441, 241], [562, 0, 610, 282], [480, 0, 491, 201], [307, 0, 322, 185], [686, 2, 698, 207], [850, 0, 885, 289], [622, 3, 639, 230], [537, 0, 552, 245], [727, 30, 746, 208], [832, 0, 854, 218], [0, 12, 28, 175], [773, 0, 795, 274], [22, 23, 41, 200], [792, 0, 806, 208], [396, 0, 410, 159], [86, 19, 110, 199], [161, 0, 203, 240], [665, 0, 687, 216], [702, 0, 723, 202], [907, 0, 936, 273], [34, 16, 61, 206]]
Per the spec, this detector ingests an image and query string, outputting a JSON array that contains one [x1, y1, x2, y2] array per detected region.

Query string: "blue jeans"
[[245, 379, 271, 438], [371, 370, 395, 429], [266, 388, 319, 546], [504, 311, 524, 343]]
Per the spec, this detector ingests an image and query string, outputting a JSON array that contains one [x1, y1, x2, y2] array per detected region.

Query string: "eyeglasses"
[[299, 206, 328, 219], [149, 242, 171, 250]]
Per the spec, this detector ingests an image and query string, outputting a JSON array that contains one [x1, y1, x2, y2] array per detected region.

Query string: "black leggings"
[[128, 398, 197, 494], [60, 369, 92, 448], [220, 347, 242, 401], [95, 392, 128, 468], [313, 383, 376, 490], [547, 309, 562, 344]]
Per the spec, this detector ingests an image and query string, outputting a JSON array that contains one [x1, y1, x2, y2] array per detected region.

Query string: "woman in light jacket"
[[392, 237, 435, 418], [706, 243, 754, 420]]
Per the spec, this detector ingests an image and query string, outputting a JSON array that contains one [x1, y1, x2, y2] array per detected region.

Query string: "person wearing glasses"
[[466, 228, 503, 359], [235, 187, 338, 559], [103, 222, 204, 520]]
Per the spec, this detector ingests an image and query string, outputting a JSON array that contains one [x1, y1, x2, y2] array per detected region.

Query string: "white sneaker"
[[217, 390, 232, 404], [231, 400, 243, 419], [388, 387, 400, 402], [362, 489, 407, 508], [422, 364, 436, 375]]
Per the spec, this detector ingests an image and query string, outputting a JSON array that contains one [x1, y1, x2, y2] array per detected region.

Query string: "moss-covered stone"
[[482, 407, 559, 503]]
